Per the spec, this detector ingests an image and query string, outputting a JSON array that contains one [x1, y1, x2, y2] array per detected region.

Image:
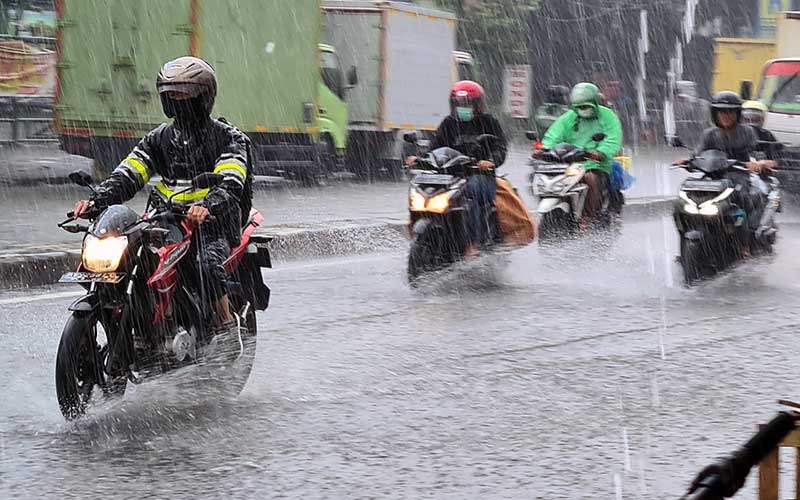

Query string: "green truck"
[[55, 0, 350, 179], [55, 0, 467, 179]]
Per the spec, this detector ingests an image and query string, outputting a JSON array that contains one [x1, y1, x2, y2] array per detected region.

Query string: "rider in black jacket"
[[407, 81, 507, 257], [73, 57, 251, 336]]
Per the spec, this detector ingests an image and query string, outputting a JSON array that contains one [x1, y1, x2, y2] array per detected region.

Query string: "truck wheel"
[[319, 135, 336, 174]]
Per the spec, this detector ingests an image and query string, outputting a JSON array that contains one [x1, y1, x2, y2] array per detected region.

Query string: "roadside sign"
[[756, 0, 794, 37], [503, 65, 531, 119]]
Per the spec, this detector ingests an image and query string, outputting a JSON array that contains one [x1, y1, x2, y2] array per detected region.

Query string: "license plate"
[[59, 272, 126, 284], [414, 173, 455, 185]]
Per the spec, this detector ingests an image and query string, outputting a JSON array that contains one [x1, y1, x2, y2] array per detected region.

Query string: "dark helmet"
[[450, 80, 485, 114], [710, 91, 742, 127], [156, 56, 217, 118]]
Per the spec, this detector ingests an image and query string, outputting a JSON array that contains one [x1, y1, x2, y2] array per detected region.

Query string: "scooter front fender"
[[536, 197, 570, 215], [411, 218, 434, 239]]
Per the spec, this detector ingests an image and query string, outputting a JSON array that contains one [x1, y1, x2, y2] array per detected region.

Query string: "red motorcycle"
[[55, 171, 271, 419]]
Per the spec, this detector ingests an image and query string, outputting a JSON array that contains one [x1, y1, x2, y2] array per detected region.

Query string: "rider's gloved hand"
[[478, 160, 495, 171], [586, 150, 604, 162], [187, 204, 211, 227], [72, 199, 93, 218]]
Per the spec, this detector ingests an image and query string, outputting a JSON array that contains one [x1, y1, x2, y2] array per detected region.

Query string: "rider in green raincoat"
[[541, 82, 623, 222]]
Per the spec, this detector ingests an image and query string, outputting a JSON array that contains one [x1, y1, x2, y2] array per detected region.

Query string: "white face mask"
[[577, 107, 595, 118]]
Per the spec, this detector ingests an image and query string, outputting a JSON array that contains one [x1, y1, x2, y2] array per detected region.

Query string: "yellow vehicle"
[[712, 38, 776, 94]]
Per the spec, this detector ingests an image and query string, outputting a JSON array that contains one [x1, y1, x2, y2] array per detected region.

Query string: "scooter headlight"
[[409, 188, 454, 214], [409, 190, 427, 211], [683, 203, 699, 214], [426, 192, 451, 213], [82, 234, 128, 273], [699, 204, 720, 216], [565, 164, 584, 177]]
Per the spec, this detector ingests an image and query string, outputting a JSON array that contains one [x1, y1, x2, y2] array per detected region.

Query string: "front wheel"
[[55, 314, 102, 420], [408, 237, 435, 284], [538, 210, 576, 240], [680, 237, 705, 285]]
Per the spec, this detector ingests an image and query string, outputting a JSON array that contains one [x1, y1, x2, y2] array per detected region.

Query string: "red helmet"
[[450, 80, 485, 114]]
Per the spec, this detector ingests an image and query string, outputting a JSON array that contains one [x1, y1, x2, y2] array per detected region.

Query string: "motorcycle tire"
[[538, 211, 575, 240], [408, 238, 435, 284], [55, 314, 100, 420], [680, 237, 705, 285]]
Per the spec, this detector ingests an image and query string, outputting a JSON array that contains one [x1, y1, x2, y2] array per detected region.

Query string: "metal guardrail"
[[0, 96, 57, 145]]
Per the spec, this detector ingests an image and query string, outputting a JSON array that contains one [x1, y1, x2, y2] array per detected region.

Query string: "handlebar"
[[683, 412, 797, 500]]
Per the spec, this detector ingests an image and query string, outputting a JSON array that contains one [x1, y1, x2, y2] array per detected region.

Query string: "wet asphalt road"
[[0, 146, 683, 249], [4, 207, 800, 499]]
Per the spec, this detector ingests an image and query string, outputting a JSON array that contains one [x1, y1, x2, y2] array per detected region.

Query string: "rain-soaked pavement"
[[3, 205, 800, 499], [0, 145, 684, 249]]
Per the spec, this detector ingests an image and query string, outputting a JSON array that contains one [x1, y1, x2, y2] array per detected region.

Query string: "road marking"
[[0, 290, 82, 306]]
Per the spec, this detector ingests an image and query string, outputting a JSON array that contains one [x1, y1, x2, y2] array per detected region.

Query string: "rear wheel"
[[55, 314, 101, 420], [225, 297, 258, 396]]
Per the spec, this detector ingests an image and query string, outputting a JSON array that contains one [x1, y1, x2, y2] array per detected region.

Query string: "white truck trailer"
[[323, 0, 460, 175]]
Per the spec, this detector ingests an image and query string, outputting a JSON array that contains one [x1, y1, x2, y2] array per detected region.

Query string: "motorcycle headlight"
[[82, 234, 128, 273], [699, 204, 720, 216], [426, 192, 451, 213], [565, 164, 584, 177], [409, 190, 427, 211]]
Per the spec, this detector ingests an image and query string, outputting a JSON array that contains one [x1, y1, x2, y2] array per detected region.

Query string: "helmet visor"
[[742, 108, 765, 126], [157, 82, 206, 98]]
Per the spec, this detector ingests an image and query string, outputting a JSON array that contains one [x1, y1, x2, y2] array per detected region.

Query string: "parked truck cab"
[[318, 43, 354, 170]]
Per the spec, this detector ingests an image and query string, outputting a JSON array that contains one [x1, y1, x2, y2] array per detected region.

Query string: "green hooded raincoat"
[[542, 102, 623, 174]]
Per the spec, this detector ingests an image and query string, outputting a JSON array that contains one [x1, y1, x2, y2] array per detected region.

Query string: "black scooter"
[[404, 133, 502, 282], [672, 149, 780, 284]]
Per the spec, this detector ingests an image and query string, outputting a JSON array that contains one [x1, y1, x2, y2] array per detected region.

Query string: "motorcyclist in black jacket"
[[406, 80, 507, 257], [73, 56, 251, 337], [683, 91, 773, 254]]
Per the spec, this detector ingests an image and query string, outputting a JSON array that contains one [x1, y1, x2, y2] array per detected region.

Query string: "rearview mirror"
[[403, 132, 418, 144], [68, 170, 94, 188], [347, 65, 358, 87], [525, 130, 539, 141], [591, 132, 606, 142], [193, 172, 225, 189]]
